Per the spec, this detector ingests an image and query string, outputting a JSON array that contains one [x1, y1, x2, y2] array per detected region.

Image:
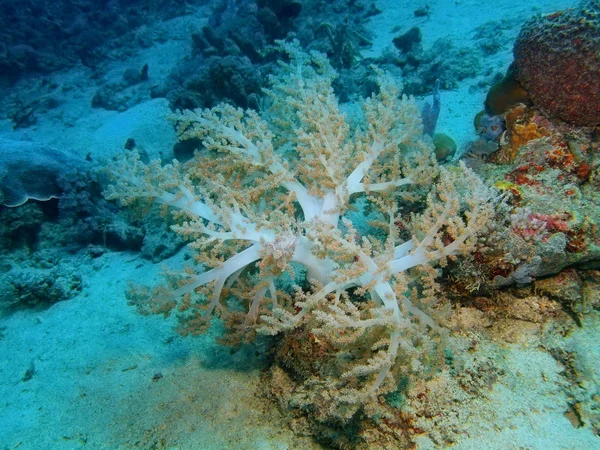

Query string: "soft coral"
[[106, 42, 498, 419]]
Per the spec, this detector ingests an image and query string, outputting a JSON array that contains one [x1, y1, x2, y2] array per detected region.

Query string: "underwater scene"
[[1, 0, 599, 448]]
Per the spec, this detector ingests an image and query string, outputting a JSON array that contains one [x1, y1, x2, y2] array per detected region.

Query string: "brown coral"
[[513, 1, 600, 126], [494, 104, 551, 163]]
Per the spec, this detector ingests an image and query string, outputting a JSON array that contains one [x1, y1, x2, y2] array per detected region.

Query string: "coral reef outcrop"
[[513, 1, 600, 126]]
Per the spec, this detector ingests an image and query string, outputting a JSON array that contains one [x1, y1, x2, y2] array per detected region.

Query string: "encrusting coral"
[[105, 42, 498, 422]]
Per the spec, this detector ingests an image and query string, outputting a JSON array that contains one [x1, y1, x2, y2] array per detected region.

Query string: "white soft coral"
[[106, 42, 497, 417]]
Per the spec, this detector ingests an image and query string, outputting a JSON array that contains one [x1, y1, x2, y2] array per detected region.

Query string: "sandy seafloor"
[[1, 0, 599, 449]]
